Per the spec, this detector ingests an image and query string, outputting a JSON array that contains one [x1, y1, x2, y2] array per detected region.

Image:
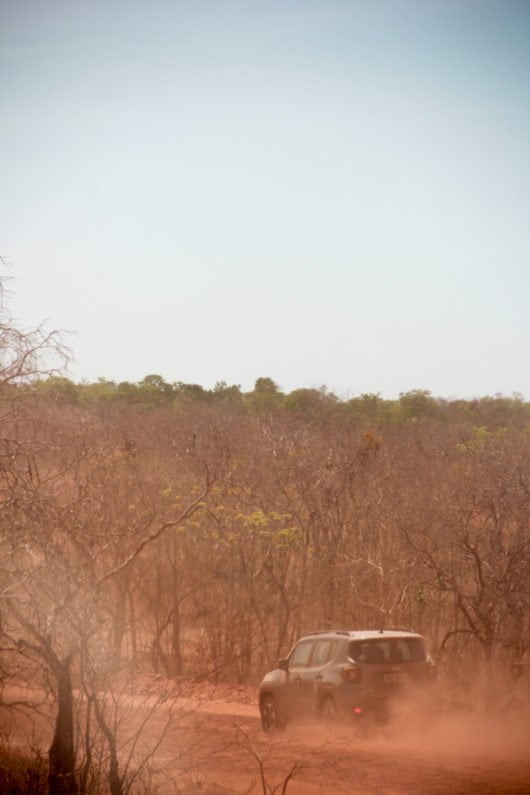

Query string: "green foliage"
[[253, 377, 279, 394], [28, 375, 530, 430], [284, 386, 337, 414], [245, 377, 284, 412], [457, 425, 509, 452], [137, 374, 173, 404], [174, 381, 209, 402], [239, 509, 300, 549], [115, 381, 139, 401], [398, 389, 439, 420], [347, 392, 399, 423], [414, 585, 428, 607], [34, 376, 79, 404], [212, 381, 243, 404], [78, 377, 117, 402]]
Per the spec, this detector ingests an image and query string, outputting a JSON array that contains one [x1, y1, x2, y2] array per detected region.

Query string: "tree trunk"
[[128, 589, 137, 657], [171, 536, 183, 675], [93, 695, 123, 795], [48, 659, 77, 795]]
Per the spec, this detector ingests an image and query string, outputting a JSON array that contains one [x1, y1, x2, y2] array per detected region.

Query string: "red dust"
[[2, 679, 530, 793]]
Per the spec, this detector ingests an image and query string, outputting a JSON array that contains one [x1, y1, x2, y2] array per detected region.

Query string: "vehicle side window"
[[289, 640, 313, 668], [311, 639, 336, 667]]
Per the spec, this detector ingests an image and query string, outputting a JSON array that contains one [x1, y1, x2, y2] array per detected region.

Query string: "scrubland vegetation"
[[1, 280, 529, 791]]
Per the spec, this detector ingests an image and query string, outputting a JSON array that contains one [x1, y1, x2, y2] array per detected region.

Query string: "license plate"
[[384, 673, 408, 684]]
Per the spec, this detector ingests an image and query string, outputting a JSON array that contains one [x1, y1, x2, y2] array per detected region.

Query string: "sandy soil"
[[2, 680, 530, 793], [138, 701, 530, 794]]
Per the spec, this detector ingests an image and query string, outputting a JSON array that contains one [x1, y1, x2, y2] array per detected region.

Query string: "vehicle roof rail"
[[379, 627, 417, 634], [304, 629, 350, 637]]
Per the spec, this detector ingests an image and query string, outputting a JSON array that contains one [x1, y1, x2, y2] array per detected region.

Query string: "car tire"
[[319, 696, 337, 727], [260, 694, 286, 734]]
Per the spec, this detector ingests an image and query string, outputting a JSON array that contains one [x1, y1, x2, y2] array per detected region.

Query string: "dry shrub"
[[0, 737, 47, 794]]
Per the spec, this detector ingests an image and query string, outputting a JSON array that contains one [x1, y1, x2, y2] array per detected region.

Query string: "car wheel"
[[320, 696, 337, 726], [260, 694, 285, 734]]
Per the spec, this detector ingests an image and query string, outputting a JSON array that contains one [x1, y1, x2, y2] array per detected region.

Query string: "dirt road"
[[3, 684, 530, 793], [123, 690, 530, 794]]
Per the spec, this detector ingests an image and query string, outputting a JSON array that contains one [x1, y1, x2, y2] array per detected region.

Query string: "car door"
[[300, 638, 337, 711], [282, 639, 314, 717]]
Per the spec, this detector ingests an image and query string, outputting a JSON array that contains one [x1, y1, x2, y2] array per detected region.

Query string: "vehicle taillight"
[[342, 665, 362, 683]]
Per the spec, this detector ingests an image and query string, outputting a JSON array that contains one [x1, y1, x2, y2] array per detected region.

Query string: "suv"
[[258, 629, 436, 732]]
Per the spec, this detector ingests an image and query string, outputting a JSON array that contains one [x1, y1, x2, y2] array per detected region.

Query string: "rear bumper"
[[335, 692, 396, 723]]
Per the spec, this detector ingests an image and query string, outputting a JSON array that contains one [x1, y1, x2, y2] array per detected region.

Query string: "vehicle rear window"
[[348, 638, 426, 664]]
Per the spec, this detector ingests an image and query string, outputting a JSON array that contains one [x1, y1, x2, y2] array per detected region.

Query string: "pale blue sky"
[[2, 0, 529, 397]]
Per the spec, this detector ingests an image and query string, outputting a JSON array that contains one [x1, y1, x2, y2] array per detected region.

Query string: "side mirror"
[[278, 658, 289, 671]]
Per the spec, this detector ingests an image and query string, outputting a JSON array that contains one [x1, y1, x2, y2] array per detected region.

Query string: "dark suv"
[[258, 629, 436, 732]]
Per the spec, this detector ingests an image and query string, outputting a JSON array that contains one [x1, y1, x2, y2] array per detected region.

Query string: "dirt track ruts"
[[2, 684, 530, 793]]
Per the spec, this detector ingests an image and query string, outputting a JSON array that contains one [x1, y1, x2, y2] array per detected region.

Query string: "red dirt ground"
[[2, 679, 530, 793]]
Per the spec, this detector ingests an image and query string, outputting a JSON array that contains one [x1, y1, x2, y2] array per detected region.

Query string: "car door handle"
[[316, 673, 323, 681], [294, 675, 302, 684]]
